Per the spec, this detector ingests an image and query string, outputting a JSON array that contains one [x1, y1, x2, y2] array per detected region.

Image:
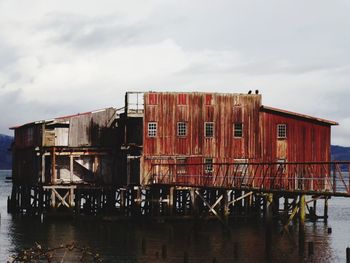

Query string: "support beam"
[[70, 155, 74, 183], [51, 147, 56, 184], [265, 193, 273, 260], [299, 194, 306, 255], [41, 154, 45, 183], [195, 190, 225, 224], [228, 191, 253, 206]]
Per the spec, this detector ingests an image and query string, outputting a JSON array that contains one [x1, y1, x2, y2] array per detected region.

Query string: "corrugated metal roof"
[[261, 105, 338, 125], [9, 107, 115, 130]]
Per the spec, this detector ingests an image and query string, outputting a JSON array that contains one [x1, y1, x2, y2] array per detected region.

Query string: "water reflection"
[[7, 217, 336, 262], [0, 171, 346, 262]]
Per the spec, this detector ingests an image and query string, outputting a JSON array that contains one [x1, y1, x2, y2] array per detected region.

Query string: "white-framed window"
[[204, 158, 213, 173], [177, 122, 187, 137], [277, 158, 286, 173], [234, 123, 243, 137], [148, 122, 157, 137], [176, 157, 187, 175], [205, 122, 214, 137], [234, 159, 248, 173], [277, 124, 287, 138]]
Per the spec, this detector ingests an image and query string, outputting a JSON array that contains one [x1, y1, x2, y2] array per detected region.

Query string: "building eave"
[[261, 105, 338, 126]]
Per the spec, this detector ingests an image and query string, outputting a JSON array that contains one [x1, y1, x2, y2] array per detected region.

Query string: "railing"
[[145, 162, 350, 196]]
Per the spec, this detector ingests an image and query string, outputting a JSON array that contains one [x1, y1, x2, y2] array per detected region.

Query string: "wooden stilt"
[[299, 194, 306, 255]]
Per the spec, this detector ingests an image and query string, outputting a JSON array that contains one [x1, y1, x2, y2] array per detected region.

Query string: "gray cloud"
[[0, 0, 350, 147]]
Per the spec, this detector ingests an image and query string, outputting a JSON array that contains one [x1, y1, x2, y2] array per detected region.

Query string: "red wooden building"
[[119, 92, 338, 191], [10, 91, 338, 192]]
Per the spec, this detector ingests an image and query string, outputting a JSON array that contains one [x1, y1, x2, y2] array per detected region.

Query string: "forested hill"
[[0, 134, 13, 170], [331, 145, 350, 161]]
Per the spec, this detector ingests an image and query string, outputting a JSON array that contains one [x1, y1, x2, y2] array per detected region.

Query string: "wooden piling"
[[299, 194, 306, 255], [265, 193, 273, 260], [168, 186, 174, 215], [51, 147, 56, 185]]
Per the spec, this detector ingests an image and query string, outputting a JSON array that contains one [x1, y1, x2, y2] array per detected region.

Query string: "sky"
[[0, 0, 350, 145]]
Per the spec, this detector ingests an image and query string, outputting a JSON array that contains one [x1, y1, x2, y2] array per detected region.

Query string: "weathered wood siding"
[[260, 109, 331, 162], [141, 92, 262, 184], [14, 125, 43, 148]]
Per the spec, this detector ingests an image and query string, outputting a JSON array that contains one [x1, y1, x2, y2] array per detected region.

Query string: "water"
[[1, 170, 350, 262]]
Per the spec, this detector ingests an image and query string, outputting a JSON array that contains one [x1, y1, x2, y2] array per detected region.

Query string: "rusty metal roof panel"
[[261, 105, 338, 125]]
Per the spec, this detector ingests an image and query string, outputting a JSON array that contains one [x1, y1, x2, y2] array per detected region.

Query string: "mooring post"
[[168, 186, 174, 216], [265, 193, 273, 259], [299, 194, 306, 255], [346, 247, 350, 263]]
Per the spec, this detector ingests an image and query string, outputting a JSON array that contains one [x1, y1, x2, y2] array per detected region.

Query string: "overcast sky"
[[0, 0, 350, 145]]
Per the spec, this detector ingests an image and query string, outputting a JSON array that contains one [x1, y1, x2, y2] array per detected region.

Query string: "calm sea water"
[[1, 170, 350, 262]]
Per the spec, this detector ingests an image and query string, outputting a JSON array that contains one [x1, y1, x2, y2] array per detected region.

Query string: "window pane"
[[277, 124, 287, 138], [205, 122, 214, 137], [234, 123, 243, 137], [177, 122, 187, 136], [148, 122, 157, 137]]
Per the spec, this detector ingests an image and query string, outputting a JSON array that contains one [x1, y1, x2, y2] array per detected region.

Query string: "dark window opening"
[[234, 123, 243, 137], [148, 122, 157, 137], [205, 122, 214, 137], [177, 122, 187, 137]]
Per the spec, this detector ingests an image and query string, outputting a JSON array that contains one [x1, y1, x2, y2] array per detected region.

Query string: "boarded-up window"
[[204, 158, 213, 174], [176, 158, 187, 175], [148, 93, 158, 105], [205, 122, 214, 137], [178, 93, 187, 105], [177, 122, 187, 137], [148, 122, 157, 137], [205, 94, 213, 105], [277, 124, 287, 138], [234, 123, 243, 137]]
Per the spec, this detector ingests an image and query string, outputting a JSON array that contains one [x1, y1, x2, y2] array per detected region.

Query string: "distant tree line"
[[0, 134, 13, 170]]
